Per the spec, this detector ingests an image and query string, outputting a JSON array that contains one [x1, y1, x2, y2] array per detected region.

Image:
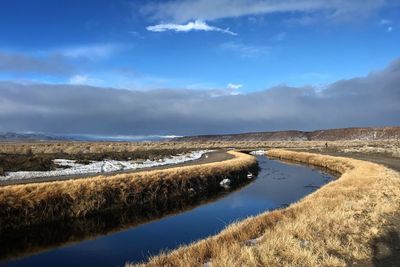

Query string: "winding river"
[[0, 155, 333, 267]]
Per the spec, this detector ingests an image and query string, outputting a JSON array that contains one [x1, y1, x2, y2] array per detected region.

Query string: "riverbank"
[[1, 154, 331, 266], [0, 151, 257, 234], [130, 149, 400, 266], [0, 150, 232, 186]]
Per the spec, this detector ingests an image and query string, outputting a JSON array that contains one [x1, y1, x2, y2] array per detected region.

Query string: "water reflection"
[[1, 156, 333, 267], [1, 171, 257, 264]]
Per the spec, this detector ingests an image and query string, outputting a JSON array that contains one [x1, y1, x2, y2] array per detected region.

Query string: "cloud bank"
[[0, 58, 399, 135], [146, 20, 237, 35]]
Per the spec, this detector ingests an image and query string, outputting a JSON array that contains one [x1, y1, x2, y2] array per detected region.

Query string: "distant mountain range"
[[1, 127, 399, 142], [175, 127, 400, 142], [0, 132, 180, 142]]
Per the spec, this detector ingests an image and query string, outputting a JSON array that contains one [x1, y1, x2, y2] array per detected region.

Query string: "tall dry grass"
[[129, 149, 400, 267], [1, 140, 398, 155], [0, 151, 257, 233]]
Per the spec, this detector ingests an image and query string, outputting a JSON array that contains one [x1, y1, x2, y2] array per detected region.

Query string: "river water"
[[1, 155, 333, 267]]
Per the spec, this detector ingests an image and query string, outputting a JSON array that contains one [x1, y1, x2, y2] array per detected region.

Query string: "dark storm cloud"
[[0, 52, 75, 75], [0, 58, 399, 135]]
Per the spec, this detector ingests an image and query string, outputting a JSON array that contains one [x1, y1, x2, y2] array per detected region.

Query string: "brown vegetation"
[[175, 126, 400, 142], [0, 176, 258, 263], [129, 150, 400, 267], [0, 139, 398, 156], [2, 139, 398, 174], [0, 151, 257, 233]]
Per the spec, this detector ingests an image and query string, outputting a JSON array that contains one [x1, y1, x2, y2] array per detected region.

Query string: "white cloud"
[[146, 20, 237, 35], [387, 26, 393, 32], [69, 75, 103, 86], [220, 42, 269, 58], [227, 83, 243, 90], [141, 0, 387, 24], [226, 83, 243, 95]]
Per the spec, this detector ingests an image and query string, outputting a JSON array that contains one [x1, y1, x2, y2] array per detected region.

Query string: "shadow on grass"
[[372, 228, 400, 267]]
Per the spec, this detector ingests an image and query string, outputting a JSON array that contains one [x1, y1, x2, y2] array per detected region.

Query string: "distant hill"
[[175, 127, 400, 142], [2, 127, 399, 142], [0, 132, 68, 142], [0, 132, 178, 142]]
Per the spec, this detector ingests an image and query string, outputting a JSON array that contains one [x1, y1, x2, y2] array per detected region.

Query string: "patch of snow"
[[250, 150, 265, 155], [0, 150, 212, 181], [220, 178, 231, 189]]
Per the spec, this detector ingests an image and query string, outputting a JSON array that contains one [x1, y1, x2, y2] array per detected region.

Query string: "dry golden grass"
[[0, 151, 257, 233], [1, 140, 398, 155], [129, 149, 400, 267], [339, 144, 400, 158]]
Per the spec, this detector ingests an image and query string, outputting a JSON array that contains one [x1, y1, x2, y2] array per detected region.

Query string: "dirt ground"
[[0, 150, 233, 186], [314, 151, 400, 172]]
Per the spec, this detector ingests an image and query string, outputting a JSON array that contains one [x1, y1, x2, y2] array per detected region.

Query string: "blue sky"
[[0, 0, 399, 135], [0, 0, 399, 92]]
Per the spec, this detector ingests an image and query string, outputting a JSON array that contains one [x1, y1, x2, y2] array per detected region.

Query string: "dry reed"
[[1, 140, 399, 155], [129, 149, 400, 267], [0, 151, 257, 233]]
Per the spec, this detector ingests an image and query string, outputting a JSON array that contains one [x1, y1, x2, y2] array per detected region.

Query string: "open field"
[[175, 126, 400, 142], [0, 140, 399, 165], [129, 149, 400, 267], [0, 139, 398, 154], [1, 140, 397, 183], [0, 139, 395, 179], [0, 151, 257, 233]]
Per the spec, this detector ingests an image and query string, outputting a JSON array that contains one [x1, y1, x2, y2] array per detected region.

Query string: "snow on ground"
[[0, 150, 212, 181], [250, 150, 266, 155]]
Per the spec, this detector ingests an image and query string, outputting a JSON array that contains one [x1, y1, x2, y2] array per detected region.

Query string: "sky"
[[0, 0, 399, 135]]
